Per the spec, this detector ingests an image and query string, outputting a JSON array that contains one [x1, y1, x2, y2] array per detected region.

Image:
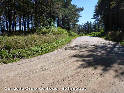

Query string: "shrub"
[[68, 31, 78, 37], [0, 50, 11, 59], [55, 27, 68, 35], [36, 27, 50, 35], [87, 29, 105, 37], [0, 27, 76, 64], [0, 34, 59, 50], [36, 27, 68, 35], [107, 31, 124, 42]]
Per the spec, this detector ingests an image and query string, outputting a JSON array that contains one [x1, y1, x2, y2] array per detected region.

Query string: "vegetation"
[[0, 0, 83, 33], [0, 0, 124, 64], [78, 21, 103, 34], [0, 0, 82, 64], [78, 0, 124, 43], [0, 27, 78, 64], [79, 28, 105, 37], [93, 0, 124, 41], [120, 41, 124, 46]]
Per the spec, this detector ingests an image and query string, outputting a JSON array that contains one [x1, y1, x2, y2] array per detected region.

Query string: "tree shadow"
[[71, 42, 124, 79]]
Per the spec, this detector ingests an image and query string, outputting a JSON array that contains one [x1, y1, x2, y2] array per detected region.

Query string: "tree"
[[95, 0, 124, 32], [0, 0, 83, 33]]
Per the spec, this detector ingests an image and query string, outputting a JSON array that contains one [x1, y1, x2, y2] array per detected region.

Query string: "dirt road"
[[0, 36, 124, 93]]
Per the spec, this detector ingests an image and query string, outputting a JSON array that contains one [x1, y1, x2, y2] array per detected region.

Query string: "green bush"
[[87, 29, 105, 37], [0, 50, 11, 59], [79, 33, 85, 36], [120, 42, 124, 46], [89, 32, 101, 37], [0, 27, 76, 64], [36, 27, 50, 35], [79, 29, 105, 37], [0, 34, 59, 50], [36, 27, 68, 35], [54, 27, 68, 35], [107, 31, 124, 42], [68, 31, 78, 37]]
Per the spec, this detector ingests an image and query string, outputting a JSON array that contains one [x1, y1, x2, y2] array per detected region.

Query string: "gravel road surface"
[[0, 36, 124, 93]]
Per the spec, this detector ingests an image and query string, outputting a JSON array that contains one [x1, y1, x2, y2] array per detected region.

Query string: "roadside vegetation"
[[0, 27, 78, 64], [0, 0, 81, 64], [0, 0, 124, 64], [79, 27, 124, 46], [78, 22, 124, 46], [77, 0, 124, 46]]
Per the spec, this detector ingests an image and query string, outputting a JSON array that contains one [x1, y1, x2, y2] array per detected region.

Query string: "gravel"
[[0, 36, 124, 93]]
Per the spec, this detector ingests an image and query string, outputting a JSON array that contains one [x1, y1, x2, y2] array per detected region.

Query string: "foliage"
[[88, 29, 104, 37], [77, 21, 104, 34], [0, 27, 77, 64], [95, 0, 124, 32], [78, 21, 93, 34], [80, 28, 105, 37], [0, 0, 83, 33], [93, 0, 124, 42], [36, 27, 68, 35], [106, 31, 124, 42], [68, 31, 78, 37], [120, 42, 124, 46]]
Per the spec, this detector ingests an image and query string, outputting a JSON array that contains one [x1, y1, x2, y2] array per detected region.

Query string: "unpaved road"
[[1, 36, 124, 93]]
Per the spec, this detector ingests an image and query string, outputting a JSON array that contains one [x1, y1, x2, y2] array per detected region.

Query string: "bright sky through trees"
[[72, 0, 98, 24]]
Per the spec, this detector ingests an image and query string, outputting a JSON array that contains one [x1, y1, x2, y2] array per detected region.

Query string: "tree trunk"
[[14, 11, 16, 31], [8, 17, 12, 32], [19, 16, 21, 31], [23, 17, 26, 31], [6, 21, 9, 31], [14, 19, 16, 31], [30, 15, 33, 29], [27, 16, 30, 31]]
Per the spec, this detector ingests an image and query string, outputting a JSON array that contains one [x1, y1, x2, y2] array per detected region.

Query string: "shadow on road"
[[71, 43, 124, 79]]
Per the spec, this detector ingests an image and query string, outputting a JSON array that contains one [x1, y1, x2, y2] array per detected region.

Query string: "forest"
[[0, 0, 83, 33], [0, 0, 124, 36], [0, 0, 124, 63], [1, 1, 124, 92], [78, 0, 124, 41]]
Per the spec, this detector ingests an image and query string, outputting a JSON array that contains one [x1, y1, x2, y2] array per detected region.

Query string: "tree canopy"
[[94, 0, 124, 32], [0, 0, 83, 33]]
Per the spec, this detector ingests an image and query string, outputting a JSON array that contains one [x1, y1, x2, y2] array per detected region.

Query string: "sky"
[[72, 0, 98, 24]]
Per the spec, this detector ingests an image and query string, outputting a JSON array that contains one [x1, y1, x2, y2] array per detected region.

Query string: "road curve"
[[0, 36, 124, 93]]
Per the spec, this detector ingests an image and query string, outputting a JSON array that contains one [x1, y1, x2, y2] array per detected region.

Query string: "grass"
[[120, 41, 124, 46], [0, 27, 78, 64]]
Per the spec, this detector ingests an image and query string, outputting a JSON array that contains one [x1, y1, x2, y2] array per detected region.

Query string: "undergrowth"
[[0, 27, 77, 64], [80, 29, 105, 37], [79, 29, 124, 46]]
